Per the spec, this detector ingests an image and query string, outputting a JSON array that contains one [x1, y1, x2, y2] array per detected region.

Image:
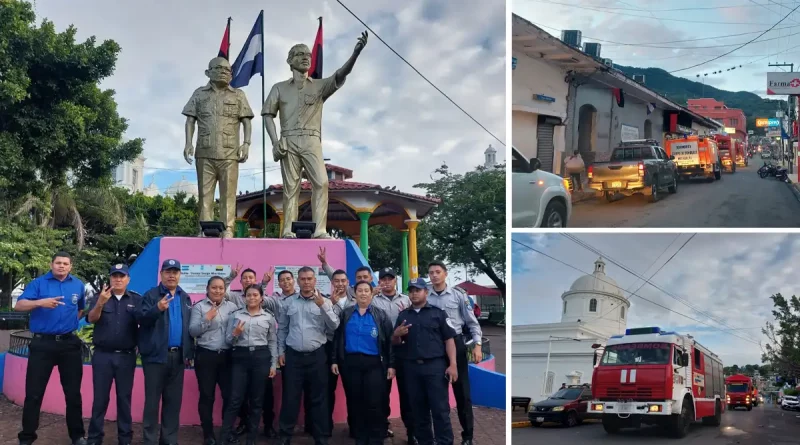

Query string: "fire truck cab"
[[588, 327, 725, 438], [725, 374, 754, 410]]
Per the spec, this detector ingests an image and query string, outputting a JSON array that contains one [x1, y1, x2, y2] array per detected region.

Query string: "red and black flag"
[[310, 17, 323, 79], [612, 88, 625, 108], [218, 17, 231, 60]]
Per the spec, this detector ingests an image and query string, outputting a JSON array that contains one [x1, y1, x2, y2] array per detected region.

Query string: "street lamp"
[[542, 336, 584, 397]]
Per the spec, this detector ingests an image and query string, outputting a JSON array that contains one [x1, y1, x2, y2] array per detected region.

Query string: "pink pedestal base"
[[3, 354, 466, 426]]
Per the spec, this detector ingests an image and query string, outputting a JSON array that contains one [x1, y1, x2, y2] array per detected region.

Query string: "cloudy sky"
[[511, 232, 799, 366], [34, 0, 506, 195], [513, 0, 800, 96]]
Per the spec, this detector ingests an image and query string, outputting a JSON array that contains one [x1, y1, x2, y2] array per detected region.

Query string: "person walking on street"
[[373, 268, 411, 440], [137, 259, 195, 445], [189, 276, 239, 445], [426, 261, 482, 445], [565, 150, 585, 192], [393, 278, 458, 445], [85, 264, 141, 445], [332, 280, 395, 445], [218, 285, 279, 445], [277, 267, 340, 445], [14, 251, 88, 445]]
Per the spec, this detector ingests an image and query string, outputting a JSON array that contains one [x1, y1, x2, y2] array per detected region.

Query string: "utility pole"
[[769, 63, 795, 174]]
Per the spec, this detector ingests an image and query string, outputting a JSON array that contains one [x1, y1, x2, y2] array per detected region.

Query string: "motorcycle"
[[759, 162, 789, 181], [776, 166, 789, 182]]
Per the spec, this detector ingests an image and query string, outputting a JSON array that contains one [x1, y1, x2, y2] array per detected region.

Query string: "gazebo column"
[[405, 219, 420, 279], [400, 229, 409, 292], [277, 211, 284, 237], [357, 211, 371, 261]]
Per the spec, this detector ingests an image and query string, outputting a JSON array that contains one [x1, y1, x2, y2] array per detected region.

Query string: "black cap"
[[109, 263, 129, 276], [408, 278, 427, 290], [379, 267, 396, 279], [161, 259, 181, 271]]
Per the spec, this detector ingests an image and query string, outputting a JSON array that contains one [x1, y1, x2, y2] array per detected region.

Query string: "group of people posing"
[[14, 248, 484, 445]]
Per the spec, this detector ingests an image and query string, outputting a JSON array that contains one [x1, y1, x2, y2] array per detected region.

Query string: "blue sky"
[[511, 232, 800, 366], [514, 0, 800, 97], [34, 0, 505, 195]]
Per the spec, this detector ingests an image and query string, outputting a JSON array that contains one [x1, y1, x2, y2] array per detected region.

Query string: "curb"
[[511, 421, 531, 428], [787, 179, 800, 203]]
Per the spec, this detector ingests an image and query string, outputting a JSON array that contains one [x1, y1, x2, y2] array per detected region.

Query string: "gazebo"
[[235, 164, 439, 282]]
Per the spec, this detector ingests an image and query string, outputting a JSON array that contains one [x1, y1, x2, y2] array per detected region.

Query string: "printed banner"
[[272, 265, 331, 295], [179, 264, 232, 294]]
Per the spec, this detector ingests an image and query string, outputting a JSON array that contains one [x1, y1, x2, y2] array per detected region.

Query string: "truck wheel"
[[747, 405, 752, 411], [715, 166, 722, 180], [541, 201, 567, 228], [727, 404, 733, 411], [649, 181, 660, 203], [605, 191, 615, 202], [530, 421, 542, 427], [703, 401, 722, 426], [668, 176, 678, 194], [602, 416, 621, 434], [732, 163, 736, 173], [668, 400, 693, 438]]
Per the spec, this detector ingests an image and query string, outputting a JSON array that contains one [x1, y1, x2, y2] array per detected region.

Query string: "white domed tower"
[[484, 144, 497, 169], [560, 257, 630, 338]]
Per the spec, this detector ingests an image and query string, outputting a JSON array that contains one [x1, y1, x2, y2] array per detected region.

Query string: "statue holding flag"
[[262, 31, 369, 239], [181, 57, 255, 238]]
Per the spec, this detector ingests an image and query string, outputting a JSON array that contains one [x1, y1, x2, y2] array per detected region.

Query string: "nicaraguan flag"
[[647, 103, 655, 115], [230, 11, 264, 88]]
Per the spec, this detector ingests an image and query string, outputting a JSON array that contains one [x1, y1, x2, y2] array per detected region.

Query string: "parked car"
[[781, 394, 799, 411], [528, 384, 597, 428], [588, 139, 678, 203], [511, 146, 572, 228]]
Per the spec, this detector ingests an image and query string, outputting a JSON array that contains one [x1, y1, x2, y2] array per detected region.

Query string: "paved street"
[[483, 324, 506, 374], [512, 404, 800, 445], [570, 163, 800, 227]]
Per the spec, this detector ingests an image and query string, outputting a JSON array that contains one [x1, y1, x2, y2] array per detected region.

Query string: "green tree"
[[762, 293, 800, 377], [0, 0, 143, 212], [0, 220, 67, 307], [414, 164, 506, 298]]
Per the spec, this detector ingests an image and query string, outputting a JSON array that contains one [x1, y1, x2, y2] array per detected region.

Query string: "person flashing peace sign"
[[137, 259, 195, 445]]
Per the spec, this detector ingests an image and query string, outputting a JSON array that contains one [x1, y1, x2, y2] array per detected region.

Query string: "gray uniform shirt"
[[371, 292, 411, 325], [189, 298, 239, 351], [278, 293, 340, 356], [321, 263, 357, 313], [427, 285, 483, 343], [226, 307, 278, 369]]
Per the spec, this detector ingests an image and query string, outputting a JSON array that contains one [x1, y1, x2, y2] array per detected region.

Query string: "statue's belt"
[[281, 129, 321, 138]]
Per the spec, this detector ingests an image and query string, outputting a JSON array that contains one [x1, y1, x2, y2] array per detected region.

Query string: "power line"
[[669, 2, 800, 73], [334, 0, 505, 147], [561, 234, 762, 344], [511, 238, 762, 347]]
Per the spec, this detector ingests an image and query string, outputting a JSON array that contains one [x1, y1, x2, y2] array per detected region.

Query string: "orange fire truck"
[[713, 134, 745, 172], [664, 135, 722, 181], [588, 327, 725, 438]]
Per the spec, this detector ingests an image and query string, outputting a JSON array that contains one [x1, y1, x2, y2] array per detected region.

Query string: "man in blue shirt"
[[14, 251, 88, 445], [137, 259, 194, 445]]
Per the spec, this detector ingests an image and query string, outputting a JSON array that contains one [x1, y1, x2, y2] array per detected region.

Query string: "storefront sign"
[[724, 127, 736, 135], [767, 72, 800, 95], [621, 124, 639, 141], [756, 117, 780, 127], [767, 129, 781, 138], [534, 94, 556, 103]]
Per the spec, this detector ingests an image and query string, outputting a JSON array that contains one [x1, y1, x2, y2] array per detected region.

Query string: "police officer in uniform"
[[277, 266, 340, 445], [86, 264, 141, 445], [189, 276, 239, 445], [15, 251, 88, 445], [393, 278, 458, 445], [372, 268, 411, 439], [426, 261, 482, 445], [318, 246, 373, 305]]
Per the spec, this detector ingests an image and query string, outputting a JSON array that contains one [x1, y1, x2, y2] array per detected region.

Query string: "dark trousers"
[[388, 361, 414, 437], [88, 349, 136, 444], [194, 347, 232, 440], [18, 334, 85, 443], [219, 347, 272, 443], [450, 337, 474, 440], [403, 358, 453, 445], [279, 347, 329, 443], [341, 354, 385, 445], [239, 379, 273, 432], [142, 350, 185, 445], [304, 342, 337, 435]]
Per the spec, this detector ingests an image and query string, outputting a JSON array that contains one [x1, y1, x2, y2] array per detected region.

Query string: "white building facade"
[[113, 155, 146, 193], [512, 258, 631, 402]]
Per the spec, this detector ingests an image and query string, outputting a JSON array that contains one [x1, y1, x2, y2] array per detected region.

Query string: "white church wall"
[[512, 354, 596, 402]]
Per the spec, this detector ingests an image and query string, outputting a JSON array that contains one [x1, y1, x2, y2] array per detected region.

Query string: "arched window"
[[589, 298, 597, 312], [620, 306, 625, 319], [563, 301, 567, 314]]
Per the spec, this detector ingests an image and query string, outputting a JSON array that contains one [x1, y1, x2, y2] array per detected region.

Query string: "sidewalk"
[[0, 395, 505, 445]]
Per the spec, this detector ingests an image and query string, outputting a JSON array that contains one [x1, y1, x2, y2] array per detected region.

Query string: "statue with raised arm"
[[262, 32, 369, 239], [182, 57, 254, 238]]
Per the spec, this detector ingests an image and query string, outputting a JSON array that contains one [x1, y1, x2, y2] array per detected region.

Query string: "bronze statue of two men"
[[182, 31, 368, 238]]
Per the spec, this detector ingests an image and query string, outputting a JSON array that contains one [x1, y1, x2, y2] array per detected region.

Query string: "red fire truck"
[[713, 134, 746, 172], [724, 374, 754, 410], [588, 327, 725, 438]]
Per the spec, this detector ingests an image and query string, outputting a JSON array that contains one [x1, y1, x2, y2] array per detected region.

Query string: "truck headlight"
[[648, 405, 662, 412], [592, 404, 604, 411]]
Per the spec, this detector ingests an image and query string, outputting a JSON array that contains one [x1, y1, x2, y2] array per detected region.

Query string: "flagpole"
[[260, 10, 267, 238], [226, 17, 231, 59]]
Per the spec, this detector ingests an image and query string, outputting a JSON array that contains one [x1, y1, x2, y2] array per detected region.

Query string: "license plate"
[[536, 417, 544, 422], [611, 181, 623, 188], [617, 403, 633, 413]]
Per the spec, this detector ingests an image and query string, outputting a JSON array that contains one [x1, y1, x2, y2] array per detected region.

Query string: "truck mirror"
[[682, 352, 689, 367], [670, 155, 675, 160], [530, 158, 542, 172]]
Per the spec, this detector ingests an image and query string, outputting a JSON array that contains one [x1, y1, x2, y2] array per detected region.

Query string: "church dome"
[[165, 175, 198, 198], [143, 181, 160, 197], [568, 258, 625, 299]]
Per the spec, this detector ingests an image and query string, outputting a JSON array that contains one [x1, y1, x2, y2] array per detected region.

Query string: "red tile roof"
[[265, 180, 440, 204], [455, 281, 502, 297]]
